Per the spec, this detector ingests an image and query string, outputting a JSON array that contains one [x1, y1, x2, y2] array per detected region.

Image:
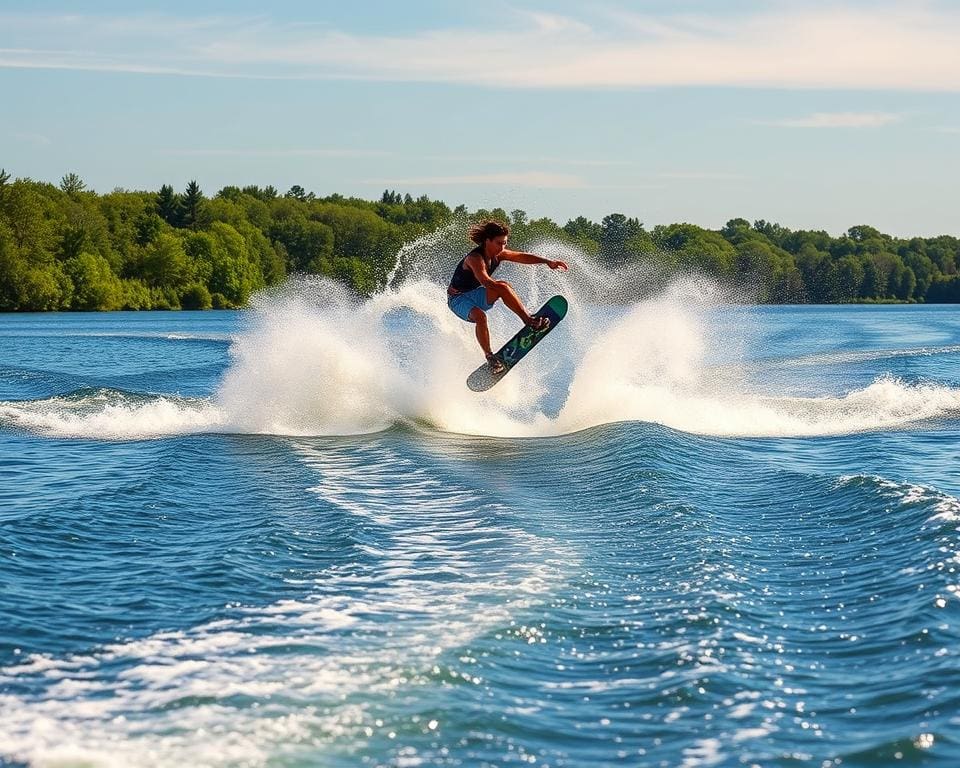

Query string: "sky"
[[2, 0, 959, 237]]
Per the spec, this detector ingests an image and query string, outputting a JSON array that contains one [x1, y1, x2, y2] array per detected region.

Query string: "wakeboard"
[[466, 295, 568, 392]]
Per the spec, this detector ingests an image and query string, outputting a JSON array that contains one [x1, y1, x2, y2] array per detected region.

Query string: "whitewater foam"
[[3, 233, 960, 441], [210, 270, 960, 439], [0, 389, 227, 440]]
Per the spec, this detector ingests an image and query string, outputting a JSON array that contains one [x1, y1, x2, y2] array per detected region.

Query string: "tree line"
[[0, 170, 958, 311]]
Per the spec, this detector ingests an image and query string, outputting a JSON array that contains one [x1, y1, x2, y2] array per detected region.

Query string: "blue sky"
[[2, 1, 959, 236]]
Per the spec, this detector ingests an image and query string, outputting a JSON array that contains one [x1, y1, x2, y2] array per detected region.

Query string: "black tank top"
[[449, 248, 500, 293]]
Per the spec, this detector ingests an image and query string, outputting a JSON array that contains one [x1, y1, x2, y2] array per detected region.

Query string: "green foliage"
[[286, 185, 312, 202], [563, 216, 603, 253], [836, 255, 865, 302], [267, 199, 333, 273], [601, 214, 645, 266], [121, 279, 152, 310], [204, 222, 265, 305], [1, 180, 58, 260], [64, 252, 123, 310], [145, 285, 182, 310], [60, 172, 86, 196], [156, 184, 181, 227], [22, 265, 68, 310], [143, 232, 193, 288], [180, 283, 213, 310], [180, 181, 207, 230], [1, 172, 959, 309], [309, 202, 401, 287], [927, 275, 960, 302], [653, 223, 736, 276]]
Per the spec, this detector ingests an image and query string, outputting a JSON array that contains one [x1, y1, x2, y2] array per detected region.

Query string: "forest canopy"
[[1, 170, 958, 311]]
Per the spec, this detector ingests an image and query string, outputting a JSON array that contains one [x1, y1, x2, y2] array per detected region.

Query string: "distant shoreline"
[[1, 171, 958, 311]]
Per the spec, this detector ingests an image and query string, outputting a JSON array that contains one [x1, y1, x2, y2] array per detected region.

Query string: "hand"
[[548, 260, 569, 271]]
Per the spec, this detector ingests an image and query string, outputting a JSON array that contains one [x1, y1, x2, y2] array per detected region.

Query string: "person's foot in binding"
[[486, 353, 506, 375], [528, 315, 550, 332]]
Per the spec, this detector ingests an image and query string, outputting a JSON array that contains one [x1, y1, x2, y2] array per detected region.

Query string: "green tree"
[[181, 180, 206, 230], [654, 223, 736, 276], [203, 222, 264, 305], [563, 216, 602, 243], [0, 180, 57, 259], [96, 191, 157, 275], [121, 279, 153, 310], [860, 258, 887, 299], [156, 184, 182, 227], [769, 264, 805, 303], [721, 218, 753, 242], [310, 203, 400, 289], [268, 201, 334, 273], [286, 185, 308, 201], [60, 172, 86, 196], [331, 257, 375, 295], [58, 224, 89, 262], [795, 243, 838, 303], [890, 262, 916, 302], [753, 220, 790, 246], [782, 229, 832, 256], [734, 240, 779, 301], [926, 236, 958, 276], [927, 276, 960, 302], [180, 283, 213, 310], [902, 251, 936, 300], [142, 232, 192, 288], [134, 212, 164, 247], [64, 252, 123, 310], [0, 223, 24, 309], [20, 265, 68, 310], [835, 255, 865, 301], [600, 213, 643, 266], [237, 221, 285, 285], [847, 224, 884, 243]]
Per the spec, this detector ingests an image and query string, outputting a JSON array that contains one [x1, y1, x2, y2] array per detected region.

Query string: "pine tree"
[[156, 184, 182, 227], [181, 180, 204, 230], [60, 172, 86, 195]]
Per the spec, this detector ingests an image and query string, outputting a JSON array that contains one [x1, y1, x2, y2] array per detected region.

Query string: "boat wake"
[[3, 233, 960, 441]]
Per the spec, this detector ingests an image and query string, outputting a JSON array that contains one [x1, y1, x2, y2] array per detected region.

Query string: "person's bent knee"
[[485, 282, 508, 304], [468, 307, 486, 324]]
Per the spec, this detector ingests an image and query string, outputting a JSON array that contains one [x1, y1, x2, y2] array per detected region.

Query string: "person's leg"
[[468, 307, 492, 355], [485, 281, 534, 324], [470, 307, 505, 374], [484, 280, 549, 330]]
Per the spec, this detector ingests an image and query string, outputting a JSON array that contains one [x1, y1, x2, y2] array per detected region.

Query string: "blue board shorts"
[[448, 285, 496, 322]]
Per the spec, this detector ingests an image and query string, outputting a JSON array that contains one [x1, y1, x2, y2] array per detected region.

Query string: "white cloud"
[[364, 172, 585, 189], [163, 148, 389, 158], [761, 112, 903, 128], [11, 131, 52, 146], [1, 5, 960, 91], [657, 171, 746, 180]]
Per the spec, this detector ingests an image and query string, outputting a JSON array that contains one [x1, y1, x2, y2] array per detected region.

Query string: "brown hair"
[[468, 220, 510, 245]]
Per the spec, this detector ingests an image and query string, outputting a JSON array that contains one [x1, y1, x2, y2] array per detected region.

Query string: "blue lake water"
[[2, 286, 960, 767]]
